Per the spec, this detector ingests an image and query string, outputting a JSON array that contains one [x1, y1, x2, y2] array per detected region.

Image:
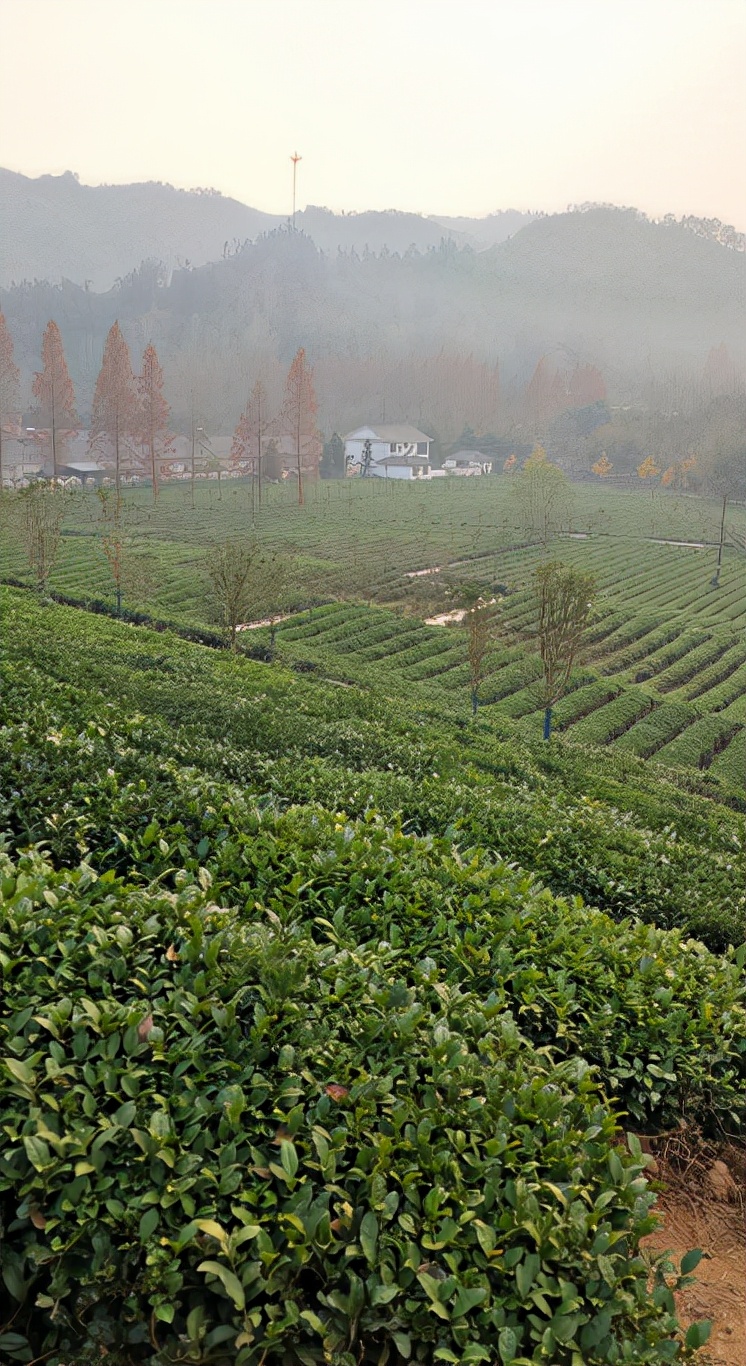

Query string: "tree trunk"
[[471, 687, 479, 717], [543, 706, 553, 740], [711, 496, 727, 587], [51, 386, 58, 483]]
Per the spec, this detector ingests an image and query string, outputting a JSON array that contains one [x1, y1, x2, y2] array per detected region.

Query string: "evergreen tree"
[[280, 348, 321, 506], [0, 311, 20, 492], [32, 321, 77, 480], [136, 344, 173, 502], [89, 322, 139, 493]]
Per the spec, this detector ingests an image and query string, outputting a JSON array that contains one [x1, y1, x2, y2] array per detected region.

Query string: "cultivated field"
[[1, 476, 744, 786]]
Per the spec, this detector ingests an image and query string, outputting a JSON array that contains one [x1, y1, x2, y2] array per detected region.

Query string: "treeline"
[[0, 311, 323, 501], [1, 207, 744, 446]]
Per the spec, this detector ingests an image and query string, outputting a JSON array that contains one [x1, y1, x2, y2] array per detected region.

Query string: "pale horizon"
[[1, 0, 745, 231]]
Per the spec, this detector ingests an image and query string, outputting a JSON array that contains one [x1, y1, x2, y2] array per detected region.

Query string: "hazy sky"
[[1, 0, 745, 227]]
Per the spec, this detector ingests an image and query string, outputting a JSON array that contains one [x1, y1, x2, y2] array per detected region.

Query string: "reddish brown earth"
[[643, 1147, 745, 1366]]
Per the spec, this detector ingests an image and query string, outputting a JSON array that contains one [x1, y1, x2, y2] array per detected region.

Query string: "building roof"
[[449, 450, 489, 462], [345, 424, 431, 444], [59, 461, 107, 473]]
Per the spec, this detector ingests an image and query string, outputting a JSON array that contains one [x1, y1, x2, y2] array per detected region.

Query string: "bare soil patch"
[[643, 1147, 745, 1366]]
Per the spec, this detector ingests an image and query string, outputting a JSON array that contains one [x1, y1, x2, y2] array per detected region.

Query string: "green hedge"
[[0, 851, 712, 1365]]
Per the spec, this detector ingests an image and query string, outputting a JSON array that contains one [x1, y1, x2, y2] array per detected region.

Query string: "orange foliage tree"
[[591, 454, 613, 477], [89, 322, 139, 493], [231, 379, 272, 507], [637, 456, 660, 480], [32, 321, 77, 480], [281, 348, 321, 506], [502, 454, 517, 473], [0, 310, 20, 492], [137, 344, 173, 502]]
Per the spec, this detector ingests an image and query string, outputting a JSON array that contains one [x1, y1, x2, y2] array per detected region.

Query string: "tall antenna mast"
[[290, 152, 302, 229]]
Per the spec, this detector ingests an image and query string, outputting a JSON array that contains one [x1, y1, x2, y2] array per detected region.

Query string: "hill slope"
[[1, 204, 744, 430], [0, 167, 534, 289]]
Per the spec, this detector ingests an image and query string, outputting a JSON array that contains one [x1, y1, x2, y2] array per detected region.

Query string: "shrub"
[[0, 851, 706, 1365]]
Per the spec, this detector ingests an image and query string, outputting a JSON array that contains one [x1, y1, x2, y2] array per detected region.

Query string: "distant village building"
[[442, 450, 493, 476], [344, 424, 432, 476], [57, 461, 108, 486], [373, 454, 431, 480]]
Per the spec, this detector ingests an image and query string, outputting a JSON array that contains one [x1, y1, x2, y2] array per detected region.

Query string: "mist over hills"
[[1, 170, 744, 442], [0, 168, 534, 290]]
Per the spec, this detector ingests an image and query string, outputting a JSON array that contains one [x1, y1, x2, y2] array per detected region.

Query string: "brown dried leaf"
[[138, 1014, 154, 1041], [325, 1083, 349, 1101], [30, 1207, 47, 1229], [165, 944, 179, 962]]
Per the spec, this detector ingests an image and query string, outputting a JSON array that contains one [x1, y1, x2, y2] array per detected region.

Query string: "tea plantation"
[[1, 477, 744, 781], [0, 583, 744, 1366]]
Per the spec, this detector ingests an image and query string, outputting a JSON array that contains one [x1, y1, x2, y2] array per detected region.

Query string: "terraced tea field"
[[1, 476, 744, 785]]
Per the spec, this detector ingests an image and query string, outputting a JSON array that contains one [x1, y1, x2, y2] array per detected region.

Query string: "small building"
[[344, 424, 431, 474], [442, 450, 493, 476], [56, 461, 108, 485], [371, 454, 431, 480]]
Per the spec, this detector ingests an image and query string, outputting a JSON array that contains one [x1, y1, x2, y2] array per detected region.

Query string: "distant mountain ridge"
[[0, 168, 536, 289], [2, 204, 743, 439]]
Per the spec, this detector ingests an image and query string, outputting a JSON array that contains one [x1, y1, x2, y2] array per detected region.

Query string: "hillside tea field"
[[2, 476, 742, 786], [1, 480, 745, 1365]]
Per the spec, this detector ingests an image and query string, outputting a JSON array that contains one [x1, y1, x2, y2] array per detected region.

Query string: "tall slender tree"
[[89, 322, 139, 495], [534, 561, 596, 740], [136, 344, 173, 502], [231, 379, 271, 510], [281, 348, 321, 506], [0, 311, 21, 493], [32, 321, 77, 481]]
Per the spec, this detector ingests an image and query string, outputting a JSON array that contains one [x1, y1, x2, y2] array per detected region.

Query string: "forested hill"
[[0, 167, 534, 290], [2, 204, 743, 427]]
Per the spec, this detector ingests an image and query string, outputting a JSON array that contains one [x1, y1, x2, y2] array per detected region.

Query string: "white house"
[[344, 424, 432, 475], [442, 450, 493, 476]]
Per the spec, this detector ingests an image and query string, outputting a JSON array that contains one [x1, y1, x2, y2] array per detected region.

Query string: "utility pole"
[[291, 152, 302, 229]]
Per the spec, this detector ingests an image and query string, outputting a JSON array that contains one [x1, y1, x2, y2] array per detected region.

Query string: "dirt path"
[[643, 1168, 745, 1365]]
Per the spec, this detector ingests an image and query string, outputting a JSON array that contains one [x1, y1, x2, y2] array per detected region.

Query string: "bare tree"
[[508, 447, 573, 544], [534, 561, 596, 739], [707, 448, 746, 586], [18, 481, 69, 592], [450, 582, 500, 715], [206, 540, 257, 649], [232, 379, 273, 513], [206, 541, 292, 651], [95, 488, 153, 613]]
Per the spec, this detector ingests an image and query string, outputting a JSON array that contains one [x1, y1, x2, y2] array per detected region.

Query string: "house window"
[[390, 443, 396, 452], [416, 442, 428, 454]]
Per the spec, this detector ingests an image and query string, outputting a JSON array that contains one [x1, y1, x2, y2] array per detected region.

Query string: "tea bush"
[[2, 590, 743, 949], [0, 851, 710, 1365]]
